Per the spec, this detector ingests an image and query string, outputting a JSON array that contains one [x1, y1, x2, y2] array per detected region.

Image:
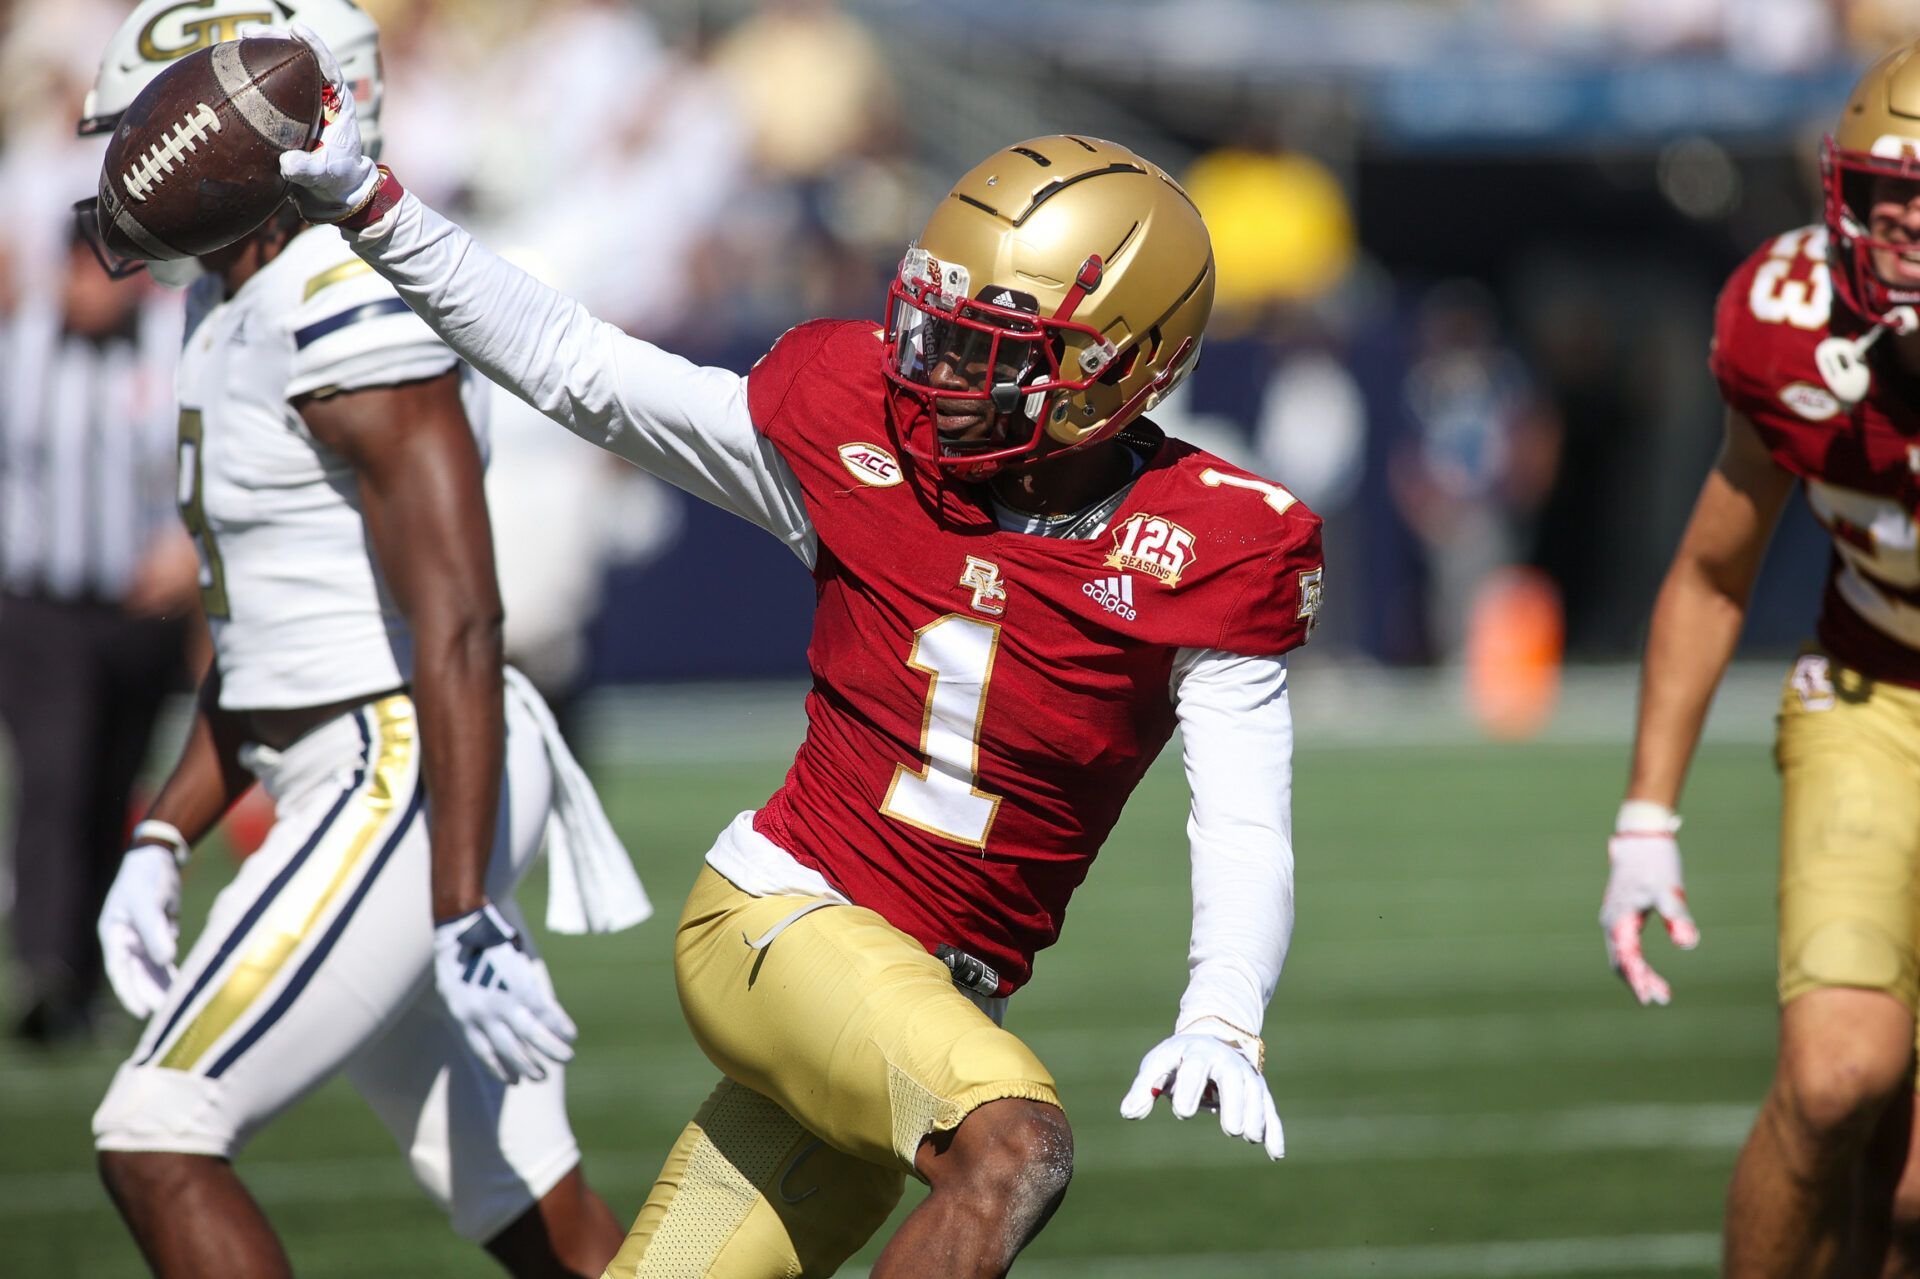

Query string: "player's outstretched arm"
[[297, 370, 573, 1084], [100, 668, 254, 1018], [273, 24, 810, 557], [1603, 408, 1794, 1005], [1121, 649, 1295, 1162]]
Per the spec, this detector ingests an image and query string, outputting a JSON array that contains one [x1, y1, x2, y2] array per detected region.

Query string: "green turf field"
[[0, 735, 1778, 1277]]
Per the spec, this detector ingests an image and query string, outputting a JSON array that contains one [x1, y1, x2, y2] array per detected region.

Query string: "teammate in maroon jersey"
[[1602, 38, 1920, 1276], [270, 28, 1318, 1278]]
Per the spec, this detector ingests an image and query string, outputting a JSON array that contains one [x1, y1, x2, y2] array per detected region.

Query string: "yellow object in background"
[[1184, 148, 1356, 309]]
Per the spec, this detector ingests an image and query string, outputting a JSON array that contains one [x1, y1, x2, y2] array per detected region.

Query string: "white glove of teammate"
[[98, 845, 182, 1019], [432, 903, 577, 1085], [1600, 801, 1700, 1006], [1119, 1018, 1285, 1161], [270, 23, 379, 223]]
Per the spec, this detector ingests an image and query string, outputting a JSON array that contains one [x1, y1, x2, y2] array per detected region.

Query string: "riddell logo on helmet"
[[837, 442, 902, 488]]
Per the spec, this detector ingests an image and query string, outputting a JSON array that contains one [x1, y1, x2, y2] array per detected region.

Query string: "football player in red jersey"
[[1601, 39, 1920, 1277], [272, 29, 1320, 1278]]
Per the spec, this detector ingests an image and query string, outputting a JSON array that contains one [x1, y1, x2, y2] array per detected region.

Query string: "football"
[[93, 35, 324, 265]]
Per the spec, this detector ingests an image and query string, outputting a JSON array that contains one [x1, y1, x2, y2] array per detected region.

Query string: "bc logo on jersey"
[[959, 557, 1007, 616], [1297, 566, 1324, 632]]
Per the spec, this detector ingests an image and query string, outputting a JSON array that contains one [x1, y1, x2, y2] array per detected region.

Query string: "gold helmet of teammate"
[[1824, 38, 1920, 329], [884, 136, 1215, 482]]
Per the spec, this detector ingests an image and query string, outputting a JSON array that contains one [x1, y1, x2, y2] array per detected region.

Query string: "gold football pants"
[[1777, 651, 1920, 1025], [603, 866, 1060, 1278]]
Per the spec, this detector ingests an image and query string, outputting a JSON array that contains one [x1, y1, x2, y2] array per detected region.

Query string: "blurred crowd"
[[1514, 0, 1917, 68], [1, 0, 1915, 690]]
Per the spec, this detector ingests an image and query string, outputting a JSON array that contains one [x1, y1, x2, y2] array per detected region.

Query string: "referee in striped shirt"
[[0, 225, 194, 1044]]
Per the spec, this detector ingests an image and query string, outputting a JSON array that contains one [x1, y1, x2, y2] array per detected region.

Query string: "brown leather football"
[[94, 35, 324, 264]]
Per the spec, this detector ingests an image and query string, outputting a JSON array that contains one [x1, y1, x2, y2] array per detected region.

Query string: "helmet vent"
[[1013, 164, 1148, 227], [1010, 146, 1052, 167], [1064, 136, 1100, 152], [955, 193, 999, 217]]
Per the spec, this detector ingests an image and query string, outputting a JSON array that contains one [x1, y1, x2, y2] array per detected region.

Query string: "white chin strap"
[[146, 257, 204, 290]]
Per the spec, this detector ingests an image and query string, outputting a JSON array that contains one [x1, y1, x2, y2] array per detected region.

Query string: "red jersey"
[[1712, 227, 1920, 686], [745, 320, 1324, 992]]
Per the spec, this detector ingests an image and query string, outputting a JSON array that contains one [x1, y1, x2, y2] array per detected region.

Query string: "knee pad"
[[93, 1063, 239, 1158]]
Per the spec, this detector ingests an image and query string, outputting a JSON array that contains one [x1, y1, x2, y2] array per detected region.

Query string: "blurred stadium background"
[[1, 0, 1909, 1273]]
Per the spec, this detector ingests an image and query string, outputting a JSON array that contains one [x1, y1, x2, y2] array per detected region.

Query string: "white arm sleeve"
[[351, 193, 814, 565], [1170, 648, 1296, 1039]]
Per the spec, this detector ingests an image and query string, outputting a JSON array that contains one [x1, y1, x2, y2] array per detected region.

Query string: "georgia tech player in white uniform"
[[79, 4, 645, 1276]]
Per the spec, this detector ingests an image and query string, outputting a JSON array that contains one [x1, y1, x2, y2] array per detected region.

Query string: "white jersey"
[[176, 224, 488, 710]]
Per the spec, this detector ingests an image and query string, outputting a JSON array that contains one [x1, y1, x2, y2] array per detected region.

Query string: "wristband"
[[1615, 799, 1681, 836], [130, 819, 191, 867], [336, 165, 404, 233]]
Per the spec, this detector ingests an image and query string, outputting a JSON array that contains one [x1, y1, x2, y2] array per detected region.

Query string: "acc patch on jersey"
[[837, 441, 902, 487], [1779, 381, 1842, 422]]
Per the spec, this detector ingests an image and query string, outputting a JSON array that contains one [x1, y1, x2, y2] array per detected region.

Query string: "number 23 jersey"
[[1712, 226, 1920, 685], [745, 319, 1324, 992]]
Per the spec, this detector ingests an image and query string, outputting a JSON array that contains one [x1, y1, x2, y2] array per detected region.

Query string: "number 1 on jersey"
[[881, 614, 1004, 849]]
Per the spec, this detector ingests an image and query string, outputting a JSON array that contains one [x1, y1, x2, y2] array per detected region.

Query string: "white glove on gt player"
[[432, 903, 577, 1085], [1600, 800, 1701, 1007], [98, 844, 182, 1019], [1120, 1016, 1285, 1161], [271, 23, 380, 222]]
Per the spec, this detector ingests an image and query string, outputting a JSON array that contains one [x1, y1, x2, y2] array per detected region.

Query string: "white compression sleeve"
[[1169, 648, 1296, 1039], [351, 193, 815, 565]]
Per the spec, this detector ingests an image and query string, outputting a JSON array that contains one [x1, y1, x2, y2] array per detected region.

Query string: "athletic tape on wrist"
[[1615, 799, 1681, 836], [130, 819, 191, 867]]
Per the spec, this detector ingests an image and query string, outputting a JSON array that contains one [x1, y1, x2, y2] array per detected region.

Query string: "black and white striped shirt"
[[0, 291, 180, 603]]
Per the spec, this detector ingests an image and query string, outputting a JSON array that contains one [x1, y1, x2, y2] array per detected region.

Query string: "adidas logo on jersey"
[[1082, 574, 1137, 621]]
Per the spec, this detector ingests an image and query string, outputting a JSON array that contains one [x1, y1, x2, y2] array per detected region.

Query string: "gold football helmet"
[[1824, 38, 1920, 328], [885, 135, 1215, 481]]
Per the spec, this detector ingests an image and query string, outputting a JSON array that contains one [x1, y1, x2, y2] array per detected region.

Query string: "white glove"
[[1119, 1019, 1285, 1160], [1601, 801, 1700, 1007], [98, 846, 181, 1018], [432, 903, 577, 1085], [270, 22, 379, 222]]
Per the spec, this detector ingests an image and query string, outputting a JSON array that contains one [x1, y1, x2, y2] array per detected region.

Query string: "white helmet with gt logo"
[[80, 0, 384, 155]]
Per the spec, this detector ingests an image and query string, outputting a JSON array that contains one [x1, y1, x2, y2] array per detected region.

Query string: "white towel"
[[503, 666, 652, 934]]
